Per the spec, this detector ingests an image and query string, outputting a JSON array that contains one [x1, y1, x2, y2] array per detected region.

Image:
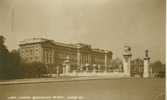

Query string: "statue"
[[145, 50, 149, 58]]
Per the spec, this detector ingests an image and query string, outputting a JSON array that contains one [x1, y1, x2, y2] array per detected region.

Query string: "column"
[[65, 56, 70, 74], [93, 64, 96, 73], [88, 54, 91, 65], [104, 51, 108, 72], [77, 47, 80, 67], [98, 64, 101, 72], [65, 64, 70, 74], [62, 64, 66, 75], [40, 46, 44, 63], [143, 50, 150, 78], [56, 66, 60, 77], [52, 48, 54, 64]]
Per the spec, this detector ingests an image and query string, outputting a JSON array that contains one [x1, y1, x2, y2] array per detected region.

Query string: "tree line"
[[0, 36, 47, 80]]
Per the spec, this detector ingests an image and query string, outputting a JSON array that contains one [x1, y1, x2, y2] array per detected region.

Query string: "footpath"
[[0, 76, 122, 85]]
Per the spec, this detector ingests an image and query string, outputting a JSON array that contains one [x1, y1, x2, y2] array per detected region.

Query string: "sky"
[[0, 0, 165, 63]]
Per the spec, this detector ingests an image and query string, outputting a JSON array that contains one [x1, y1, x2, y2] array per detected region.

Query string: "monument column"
[[143, 50, 150, 78], [123, 46, 132, 76]]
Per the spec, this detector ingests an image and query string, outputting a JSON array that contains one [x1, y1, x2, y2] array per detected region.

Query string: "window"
[[35, 56, 38, 60], [30, 49, 33, 55], [30, 57, 33, 61]]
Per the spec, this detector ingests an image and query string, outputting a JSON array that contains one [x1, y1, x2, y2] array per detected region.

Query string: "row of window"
[[44, 49, 54, 64], [25, 56, 40, 62], [80, 55, 91, 64], [21, 47, 40, 57]]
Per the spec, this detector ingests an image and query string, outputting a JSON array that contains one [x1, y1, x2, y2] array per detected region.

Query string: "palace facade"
[[19, 38, 113, 73]]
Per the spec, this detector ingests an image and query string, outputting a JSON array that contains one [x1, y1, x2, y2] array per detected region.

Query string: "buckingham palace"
[[19, 38, 113, 75]]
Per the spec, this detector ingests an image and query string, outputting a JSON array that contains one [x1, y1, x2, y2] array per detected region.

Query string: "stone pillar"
[[65, 64, 70, 74], [52, 48, 54, 64], [77, 46, 81, 68], [56, 66, 60, 77], [123, 46, 132, 76], [65, 56, 70, 74], [93, 64, 97, 73], [62, 65, 66, 75], [88, 54, 91, 65], [80, 65, 83, 72], [85, 63, 89, 72], [143, 50, 150, 78], [98, 64, 101, 72]]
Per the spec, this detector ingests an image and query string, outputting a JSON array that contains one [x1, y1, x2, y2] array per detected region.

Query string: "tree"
[[150, 61, 165, 78], [8, 50, 24, 78], [0, 36, 24, 79], [22, 62, 47, 78], [0, 35, 47, 79], [110, 58, 123, 72], [0, 35, 10, 79]]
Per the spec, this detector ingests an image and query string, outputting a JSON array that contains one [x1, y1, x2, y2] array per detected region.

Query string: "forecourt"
[[0, 78, 165, 100]]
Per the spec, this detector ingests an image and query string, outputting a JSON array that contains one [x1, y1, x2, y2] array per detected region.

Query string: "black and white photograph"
[[0, 0, 165, 100]]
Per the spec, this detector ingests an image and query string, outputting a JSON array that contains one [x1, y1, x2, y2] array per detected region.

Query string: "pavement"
[[0, 76, 161, 85]]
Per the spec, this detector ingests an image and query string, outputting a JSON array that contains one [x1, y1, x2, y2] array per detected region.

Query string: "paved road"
[[0, 78, 165, 100]]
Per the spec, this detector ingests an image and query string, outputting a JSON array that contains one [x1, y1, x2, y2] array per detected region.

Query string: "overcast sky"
[[0, 0, 165, 63]]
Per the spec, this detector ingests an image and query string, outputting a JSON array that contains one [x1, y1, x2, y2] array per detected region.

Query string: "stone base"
[[143, 74, 149, 78]]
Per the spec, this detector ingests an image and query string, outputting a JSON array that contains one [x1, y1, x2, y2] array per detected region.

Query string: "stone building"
[[19, 38, 113, 74]]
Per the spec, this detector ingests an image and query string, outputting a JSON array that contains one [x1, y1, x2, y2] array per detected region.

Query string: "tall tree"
[[9, 50, 24, 78], [0, 35, 10, 79], [0, 36, 24, 79], [0, 35, 47, 79]]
